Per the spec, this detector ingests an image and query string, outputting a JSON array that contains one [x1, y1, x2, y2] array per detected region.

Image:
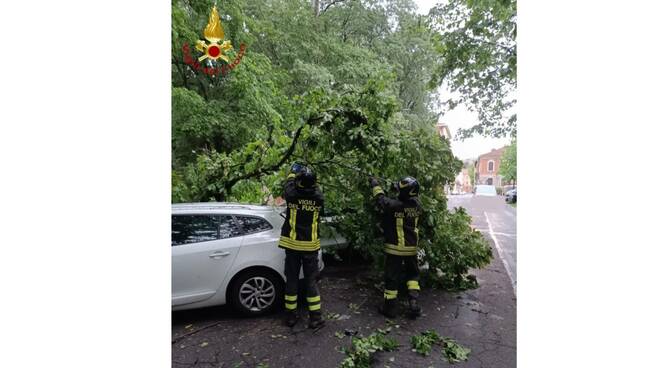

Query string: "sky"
[[413, 0, 512, 160]]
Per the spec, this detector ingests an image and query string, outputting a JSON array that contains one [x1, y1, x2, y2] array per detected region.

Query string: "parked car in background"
[[172, 203, 337, 315], [505, 188, 517, 203], [474, 185, 497, 197]]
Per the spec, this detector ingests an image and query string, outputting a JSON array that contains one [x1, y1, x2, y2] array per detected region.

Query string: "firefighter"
[[279, 163, 325, 329], [369, 176, 423, 319]]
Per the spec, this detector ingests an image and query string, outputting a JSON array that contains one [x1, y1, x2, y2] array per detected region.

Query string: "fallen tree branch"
[[219, 108, 342, 197]]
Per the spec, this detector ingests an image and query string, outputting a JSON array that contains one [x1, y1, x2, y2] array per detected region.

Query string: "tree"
[[467, 164, 475, 188], [429, 0, 517, 139], [170, 0, 493, 289], [499, 140, 516, 184]]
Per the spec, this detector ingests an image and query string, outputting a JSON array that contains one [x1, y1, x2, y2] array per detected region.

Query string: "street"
[[172, 195, 517, 368], [447, 194, 517, 294]]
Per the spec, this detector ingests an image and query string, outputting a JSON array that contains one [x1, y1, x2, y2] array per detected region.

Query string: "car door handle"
[[209, 251, 230, 258]]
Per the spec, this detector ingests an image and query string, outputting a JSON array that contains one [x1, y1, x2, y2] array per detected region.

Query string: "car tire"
[[228, 268, 284, 317]]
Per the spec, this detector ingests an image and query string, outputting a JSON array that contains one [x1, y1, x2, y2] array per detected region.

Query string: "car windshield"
[[475, 185, 497, 195]]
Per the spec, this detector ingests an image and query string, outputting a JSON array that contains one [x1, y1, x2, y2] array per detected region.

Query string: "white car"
[[172, 202, 335, 315], [474, 184, 497, 196]]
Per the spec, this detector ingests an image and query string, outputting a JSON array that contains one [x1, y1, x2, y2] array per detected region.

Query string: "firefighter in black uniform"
[[279, 163, 325, 329], [369, 176, 423, 319]]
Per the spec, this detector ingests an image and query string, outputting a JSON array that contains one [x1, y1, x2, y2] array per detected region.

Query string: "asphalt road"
[[448, 194, 517, 293], [172, 261, 516, 368]]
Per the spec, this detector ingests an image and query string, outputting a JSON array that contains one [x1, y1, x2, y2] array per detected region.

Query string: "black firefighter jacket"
[[278, 173, 324, 252], [372, 184, 423, 256]]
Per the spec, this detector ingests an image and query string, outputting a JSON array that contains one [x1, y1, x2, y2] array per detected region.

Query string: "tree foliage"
[[171, 0, 496, 288], [499, 139, 516, 183], [429, 0, 517, 139]]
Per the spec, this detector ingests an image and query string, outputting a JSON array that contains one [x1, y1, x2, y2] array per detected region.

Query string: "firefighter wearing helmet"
[[279, 163, 325, 329], [369, 176, 423, 319]]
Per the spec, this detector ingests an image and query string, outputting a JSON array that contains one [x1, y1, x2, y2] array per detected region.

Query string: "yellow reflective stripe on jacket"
[[384, 289, 398, 299], [278, 236, 321, 251], [414, 217, 419, 244], [289, 208, 297, 240], [285, 294, 297, 301], [285, 302, 297, 310], [384, 243, 417, 256], [308, 303, 321, 311], [307, 295, 321, 303], [311, 210, 319, 242], [385, 248, 417, 256], [407, 280, 420, 290], [396, 217, 404, 247]]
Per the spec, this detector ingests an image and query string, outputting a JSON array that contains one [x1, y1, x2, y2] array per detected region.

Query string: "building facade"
[[435, 122, 453, 194], [475, 147, 508, 187], [453, 168, 472, 193], [436, 122, 452, 140]]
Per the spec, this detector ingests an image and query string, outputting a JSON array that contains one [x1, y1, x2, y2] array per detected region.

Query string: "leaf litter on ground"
[[410, 330, 471, 363], [410, 330, 440, 356], [439, 337, 471, 363], [340, 331, 399, 368]]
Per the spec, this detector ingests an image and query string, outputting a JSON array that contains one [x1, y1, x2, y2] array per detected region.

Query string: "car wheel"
[[229, 268, 283, 316]]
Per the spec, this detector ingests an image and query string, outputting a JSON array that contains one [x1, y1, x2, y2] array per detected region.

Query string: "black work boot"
[[408, 297, 421, 319], [284, 310, 299, 327], [308, 310, 325, 329], [378, 299, 398, 319]]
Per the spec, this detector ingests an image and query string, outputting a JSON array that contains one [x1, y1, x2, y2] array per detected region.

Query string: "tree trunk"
[[312, 0, 320, 17]]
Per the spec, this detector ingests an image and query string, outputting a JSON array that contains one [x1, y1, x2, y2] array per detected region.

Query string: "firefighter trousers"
[[383, 254, 420, 301], [283, 249, 321, 313]]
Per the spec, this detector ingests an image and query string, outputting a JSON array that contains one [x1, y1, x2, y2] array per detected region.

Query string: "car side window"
[[235, 216, 273, 235], [218, 215, 242, 239], [172, 215, 219, 246]]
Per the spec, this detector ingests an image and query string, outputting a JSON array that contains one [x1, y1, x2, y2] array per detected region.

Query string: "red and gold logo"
[[195, 5, 232, 62], [182, 5, 246, 76]]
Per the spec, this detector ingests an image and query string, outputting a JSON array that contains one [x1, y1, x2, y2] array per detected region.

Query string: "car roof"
[[172, 202, 283, 216]]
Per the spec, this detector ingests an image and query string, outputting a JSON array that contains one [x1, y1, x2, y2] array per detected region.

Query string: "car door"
[[233, 215, 279, 257], [171, 214, 242, 306]]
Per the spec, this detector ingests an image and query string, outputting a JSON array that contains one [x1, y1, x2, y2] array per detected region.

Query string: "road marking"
[[484, 211, 516, 295], [472, 228, 515, 238], [492, 231, 516, 238]]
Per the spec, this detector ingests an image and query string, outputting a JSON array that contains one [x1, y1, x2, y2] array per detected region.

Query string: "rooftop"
[[172, 202, 277, 212], [477, 146, 508, 160]]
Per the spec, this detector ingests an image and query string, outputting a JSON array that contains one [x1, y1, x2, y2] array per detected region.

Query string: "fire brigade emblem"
[[195, 5, 233, 62]]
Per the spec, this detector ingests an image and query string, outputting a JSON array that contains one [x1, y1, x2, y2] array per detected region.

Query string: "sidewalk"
[[172, 252, 516, 368]]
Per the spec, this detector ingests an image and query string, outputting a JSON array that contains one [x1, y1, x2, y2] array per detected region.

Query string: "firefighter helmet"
[[296, 167, 317, 189], [396, 176, 419, 200]]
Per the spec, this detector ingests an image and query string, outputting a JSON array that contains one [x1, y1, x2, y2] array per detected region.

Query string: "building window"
[[486, 178, 493, 185], [487, 160, 495, 172]]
